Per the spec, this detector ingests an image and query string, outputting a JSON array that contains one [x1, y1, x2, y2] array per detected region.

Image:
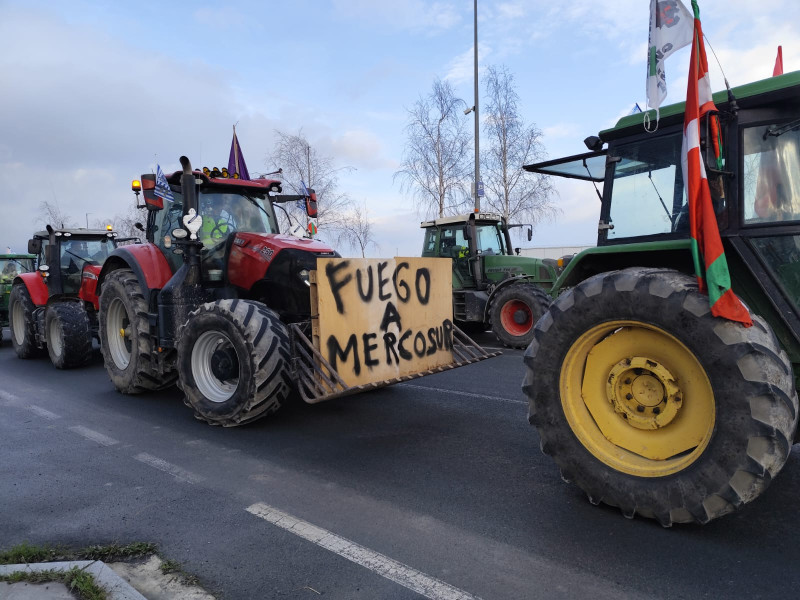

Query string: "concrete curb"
[[0, 561, 147, 600]]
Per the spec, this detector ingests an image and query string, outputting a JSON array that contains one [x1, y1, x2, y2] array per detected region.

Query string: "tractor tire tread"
[[99, 269, 175, 394], [9, 284, 45, 359], [522, 267, 798, 526], [46, 302, 93, 369]]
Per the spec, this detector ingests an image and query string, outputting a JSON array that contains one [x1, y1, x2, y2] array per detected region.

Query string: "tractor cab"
[[421, 212, 557, 346], [28, 227, 118, 297], [524, 70, 800, 357], [1, 254, 36, 282]]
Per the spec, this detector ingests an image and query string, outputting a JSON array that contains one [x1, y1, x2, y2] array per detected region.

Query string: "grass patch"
[[1, 541, 202, 590], [0, 566, 107, 600], [0, 542, 66, 564], [78, 542, 157, 562]]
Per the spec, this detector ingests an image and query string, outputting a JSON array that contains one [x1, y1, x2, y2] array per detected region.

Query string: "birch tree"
[[396, 79, 472, 218], [267, 130, 353, 241], [338, 201, 378, 258], [482, 65, 557, 230]]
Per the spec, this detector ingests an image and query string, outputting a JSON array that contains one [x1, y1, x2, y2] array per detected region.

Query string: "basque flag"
[[680, 0, 751, 325]]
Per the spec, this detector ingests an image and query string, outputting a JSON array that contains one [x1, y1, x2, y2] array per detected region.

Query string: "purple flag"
[[228, 126, 250, 180]]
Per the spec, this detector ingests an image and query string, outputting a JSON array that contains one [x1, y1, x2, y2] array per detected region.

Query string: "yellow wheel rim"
[[560, 320, 715, 477]]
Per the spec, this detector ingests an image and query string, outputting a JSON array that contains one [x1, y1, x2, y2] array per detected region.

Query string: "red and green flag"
[[680, 0, 751, 326]]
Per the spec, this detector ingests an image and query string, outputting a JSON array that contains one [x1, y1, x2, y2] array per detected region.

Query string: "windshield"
[[0, 257, 35, 280], [474, 223, 505, 254], [60, 238, 114, 268], [198, 192, 279, 237], [742, 122, 800, 224], [608, 132, 694, 238]]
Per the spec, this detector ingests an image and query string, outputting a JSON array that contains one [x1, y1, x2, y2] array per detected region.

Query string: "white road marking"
[[397, 383, 526, 405], [246, 502, 482, 600], [27, 405, 61, 420], [134, 453, 203, 484], [69, 426, 119, 447]]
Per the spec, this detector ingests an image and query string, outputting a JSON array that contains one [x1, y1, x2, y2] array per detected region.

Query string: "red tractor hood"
[[228, 232, 336, 291]]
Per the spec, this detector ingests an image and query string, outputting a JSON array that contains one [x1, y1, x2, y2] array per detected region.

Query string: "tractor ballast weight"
[[521, 71, 800, 525], [97, 156, 497, 426]]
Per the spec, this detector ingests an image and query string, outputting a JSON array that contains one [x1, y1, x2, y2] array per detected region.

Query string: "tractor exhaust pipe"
[[156, 155, 205, 347]]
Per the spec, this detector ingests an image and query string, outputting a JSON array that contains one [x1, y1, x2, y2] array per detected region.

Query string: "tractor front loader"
[[521, 71, 800, 525], [97, 157, 496, 427]]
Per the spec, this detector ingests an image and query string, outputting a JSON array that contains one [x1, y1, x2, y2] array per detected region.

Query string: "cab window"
[[742, 122, 800, 224], [608, 132, 688, 239]]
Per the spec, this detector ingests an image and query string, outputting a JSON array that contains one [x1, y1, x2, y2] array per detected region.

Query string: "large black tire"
[[9, 284, 44, 359], [45, 302, 93, 369], [522, 267, 798, 526], [99, 269, 177, 393], [176, 299, 292, 427], [489, 282, 551, 348]]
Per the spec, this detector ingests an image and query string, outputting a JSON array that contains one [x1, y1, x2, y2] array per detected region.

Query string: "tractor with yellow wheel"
[[522, 71, 800, 525]]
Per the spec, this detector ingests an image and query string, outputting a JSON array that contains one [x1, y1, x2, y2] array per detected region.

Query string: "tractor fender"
[[552, 241, 694, 293], [483, 275, 537, 322], [13, 272, 48, 307], [98, 244, 172, 298], [78, 264, 103, 310]]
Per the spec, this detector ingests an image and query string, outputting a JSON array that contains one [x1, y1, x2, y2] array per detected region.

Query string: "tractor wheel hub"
[[211, 346, 239, 381], [606, 357, 682, 430]]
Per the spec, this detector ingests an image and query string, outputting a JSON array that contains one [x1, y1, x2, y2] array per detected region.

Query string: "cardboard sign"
[[315, 257, 454, 388]]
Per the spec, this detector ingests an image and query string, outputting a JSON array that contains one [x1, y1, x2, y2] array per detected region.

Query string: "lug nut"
[[626, 393, 633, 400], [653, 407, 661, 415], [636, 405, 645, 413], [624, 378, 631, 385]]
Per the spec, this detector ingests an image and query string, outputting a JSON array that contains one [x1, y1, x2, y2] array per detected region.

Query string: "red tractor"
[[9, 226, 120, 368], [96, 157, 335, 425]]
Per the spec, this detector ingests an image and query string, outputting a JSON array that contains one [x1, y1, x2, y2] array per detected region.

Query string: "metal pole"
[[85, 212, 91, 228], [473, 0, 480, 213]]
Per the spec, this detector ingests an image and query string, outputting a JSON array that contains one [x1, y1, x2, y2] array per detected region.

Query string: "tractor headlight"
[[298, 268, 310, 287]]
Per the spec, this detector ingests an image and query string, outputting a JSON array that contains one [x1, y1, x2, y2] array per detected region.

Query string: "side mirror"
[[462, 225, 473, 240], [305, 189, 318, 218], [28, 238, 42, 255], [527, 227, 532, 242], [135, 222, 145, 232]]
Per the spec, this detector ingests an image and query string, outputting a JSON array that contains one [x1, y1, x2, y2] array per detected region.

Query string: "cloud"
[[329, 129, 398, 170], [444, 45, 492, 85], [331, 0, 461, 34]]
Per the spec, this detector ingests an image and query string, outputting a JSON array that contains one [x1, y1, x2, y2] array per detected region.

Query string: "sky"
[[1, 0, 797, 258]]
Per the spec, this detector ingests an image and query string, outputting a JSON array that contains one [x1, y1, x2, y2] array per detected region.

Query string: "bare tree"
[[91, 203, 146, 241], [266, 130, 353, 243], [395, 78, 472, 218], [36, 199, 77, 229], [337, 201, 379, 258], [482, 65, 557, 233]]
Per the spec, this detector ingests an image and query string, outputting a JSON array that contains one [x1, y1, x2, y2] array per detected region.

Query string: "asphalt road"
[[1, 329, 799, 599]]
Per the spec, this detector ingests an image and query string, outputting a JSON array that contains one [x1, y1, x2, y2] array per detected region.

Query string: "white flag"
[[154, 164, 174, 202], [646, 0, 694, 123]]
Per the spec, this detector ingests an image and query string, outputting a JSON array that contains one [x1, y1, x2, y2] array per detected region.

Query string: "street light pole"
[[85, 212, 91, 228], [473, 0, 480, 213]]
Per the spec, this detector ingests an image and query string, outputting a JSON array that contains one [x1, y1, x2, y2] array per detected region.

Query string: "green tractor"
[[421, 212, 558, 348], [521, 71, 800, 525], [1, 253, 37, 344]]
